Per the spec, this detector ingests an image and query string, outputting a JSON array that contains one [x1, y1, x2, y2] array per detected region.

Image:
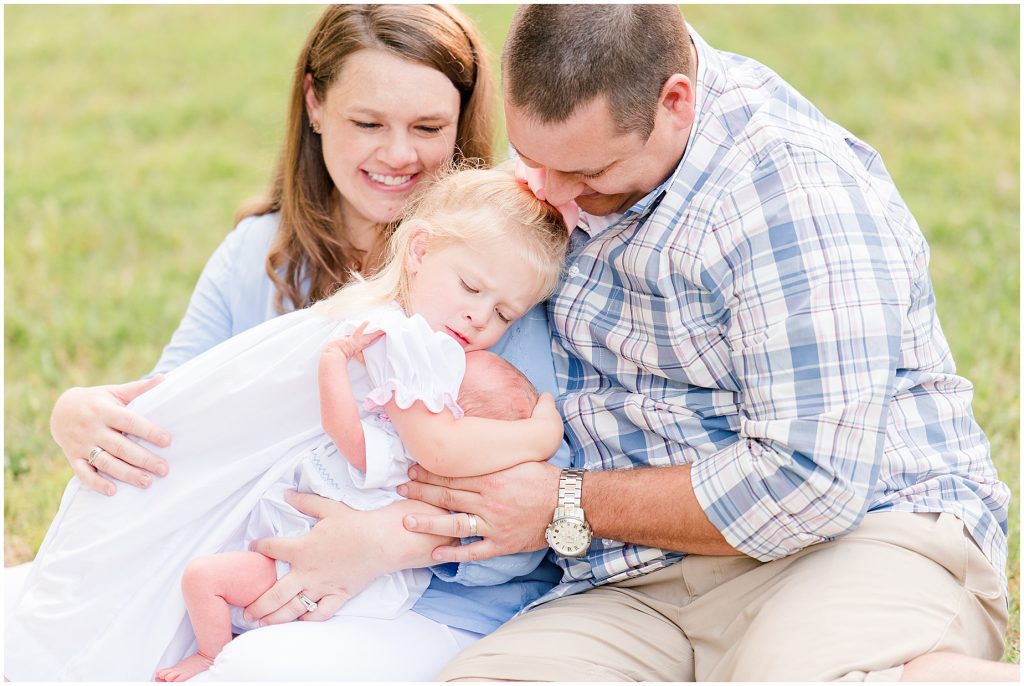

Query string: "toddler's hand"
[[323, 321, 384, 363], [531, 391, 561, 425]]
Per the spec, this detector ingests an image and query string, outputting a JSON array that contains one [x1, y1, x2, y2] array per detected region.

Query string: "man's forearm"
[[582, 464, 742, 556]]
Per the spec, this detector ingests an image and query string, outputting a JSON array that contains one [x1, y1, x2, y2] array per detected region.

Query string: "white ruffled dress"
[[5, 303, 466, 681]]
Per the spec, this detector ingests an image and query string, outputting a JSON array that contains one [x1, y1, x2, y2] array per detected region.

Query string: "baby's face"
[[406, 235, 545, 352]]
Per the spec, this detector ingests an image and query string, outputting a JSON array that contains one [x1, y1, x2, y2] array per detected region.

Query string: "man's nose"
[[543, 169, 582, 206]]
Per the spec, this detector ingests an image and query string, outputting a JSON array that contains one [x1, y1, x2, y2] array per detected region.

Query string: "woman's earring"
[[310, 120, 322, 135]]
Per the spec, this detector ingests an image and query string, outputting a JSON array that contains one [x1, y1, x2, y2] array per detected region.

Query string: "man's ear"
[[406, 227, 430, 274], [303, 73, 322, 126], [659, 74, 696, 130]]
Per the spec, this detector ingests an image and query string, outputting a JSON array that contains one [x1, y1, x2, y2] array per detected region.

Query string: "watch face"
[[548, 518, 591, 557]]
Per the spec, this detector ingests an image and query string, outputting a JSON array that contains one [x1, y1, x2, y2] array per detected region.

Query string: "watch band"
[[556, 468, 585, 516]]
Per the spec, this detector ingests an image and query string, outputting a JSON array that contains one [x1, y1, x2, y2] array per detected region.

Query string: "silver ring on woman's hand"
[[87, 447, 105, 466], [466, 513, 479, 538], [297, 593, 318, 613]]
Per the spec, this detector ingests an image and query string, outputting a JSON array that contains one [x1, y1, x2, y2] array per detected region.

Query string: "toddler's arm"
[[319, 323, 384, 472], [386, 393, 563, 478]]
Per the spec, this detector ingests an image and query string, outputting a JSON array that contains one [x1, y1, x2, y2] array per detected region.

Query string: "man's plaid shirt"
[[533, 26, 1009, 608]]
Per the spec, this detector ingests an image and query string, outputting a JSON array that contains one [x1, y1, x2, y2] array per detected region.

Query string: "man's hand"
[[245, 491, 453, 625], [398, 461, 560, 562]]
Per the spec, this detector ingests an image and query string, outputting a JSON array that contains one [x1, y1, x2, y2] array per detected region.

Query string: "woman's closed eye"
[[496, 309, 511, 324], [460, 279, 478, 294], [352, 120, 381, 130]]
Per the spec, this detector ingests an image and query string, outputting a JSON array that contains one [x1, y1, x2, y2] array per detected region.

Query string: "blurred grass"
[[5, 4, 1018, 662]]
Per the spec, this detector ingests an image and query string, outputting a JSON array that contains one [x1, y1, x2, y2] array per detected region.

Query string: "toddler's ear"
[[406, 227, 430, 274]]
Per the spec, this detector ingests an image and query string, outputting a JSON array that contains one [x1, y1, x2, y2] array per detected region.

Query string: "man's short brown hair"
[[502, 5, 691, 140]]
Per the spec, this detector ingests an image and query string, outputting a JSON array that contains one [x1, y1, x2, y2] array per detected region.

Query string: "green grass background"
[[5, 4, 1019, 662]]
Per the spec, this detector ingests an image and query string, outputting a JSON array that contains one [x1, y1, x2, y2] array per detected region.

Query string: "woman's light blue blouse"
[[153, 213, 567, 635]]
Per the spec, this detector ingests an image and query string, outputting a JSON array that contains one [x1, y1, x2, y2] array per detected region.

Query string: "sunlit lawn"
[[5, 4, 1018, 661]]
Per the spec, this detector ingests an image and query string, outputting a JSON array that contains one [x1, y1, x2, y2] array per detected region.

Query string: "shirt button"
[[567, 264, 581, 278]]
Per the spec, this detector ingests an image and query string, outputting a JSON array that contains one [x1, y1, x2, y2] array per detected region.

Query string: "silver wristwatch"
[[545, 468, 593, 558]]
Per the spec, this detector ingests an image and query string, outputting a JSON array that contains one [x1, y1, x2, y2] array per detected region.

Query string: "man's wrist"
[[545, 468, 593, 557]]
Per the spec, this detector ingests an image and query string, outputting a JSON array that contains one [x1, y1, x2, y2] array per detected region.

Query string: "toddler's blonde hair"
[[317, 163, 568, 319]]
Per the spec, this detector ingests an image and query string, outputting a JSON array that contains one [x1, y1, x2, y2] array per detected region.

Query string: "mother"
[[15, 5, 565, 681]]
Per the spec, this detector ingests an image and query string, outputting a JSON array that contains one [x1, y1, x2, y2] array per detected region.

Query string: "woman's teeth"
[[367, 172, 412, 186]]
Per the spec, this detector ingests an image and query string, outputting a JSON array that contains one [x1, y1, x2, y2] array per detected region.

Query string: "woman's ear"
[[303, 73, 322, 127], [406, 227, 430, 275]]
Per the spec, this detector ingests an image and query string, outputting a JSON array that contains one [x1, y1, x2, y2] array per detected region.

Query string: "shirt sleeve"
[[349, 418, 415, 491], [688, 142, 919, 561], [150, 232, 239, 375], [150, 212, 289, 375], [361, 312, 466, 418]]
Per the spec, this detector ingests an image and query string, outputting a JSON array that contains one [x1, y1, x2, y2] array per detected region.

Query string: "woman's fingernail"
[[155, 464, 168, 477], [105, 486, 115, 496], [138, 475, 151, 487], [405, 516, 417, 529], [396, 484, 408, 497], [408, 466, 420, 479]]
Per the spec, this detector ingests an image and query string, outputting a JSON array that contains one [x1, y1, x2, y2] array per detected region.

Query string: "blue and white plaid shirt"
[[535, 26, 1010, 607]]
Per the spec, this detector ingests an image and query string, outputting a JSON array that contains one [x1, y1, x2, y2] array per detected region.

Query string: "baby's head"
[[458, 351, 539, 421], [319, 164, 569, 349]]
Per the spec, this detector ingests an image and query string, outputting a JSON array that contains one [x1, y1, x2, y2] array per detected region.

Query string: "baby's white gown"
[[5, 303, 466, 681]]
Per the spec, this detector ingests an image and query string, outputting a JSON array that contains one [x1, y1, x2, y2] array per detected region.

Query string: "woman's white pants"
[[5, 562, 480, 681]]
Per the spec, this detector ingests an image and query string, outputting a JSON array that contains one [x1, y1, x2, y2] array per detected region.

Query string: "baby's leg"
[[155, 551, 276, 682]]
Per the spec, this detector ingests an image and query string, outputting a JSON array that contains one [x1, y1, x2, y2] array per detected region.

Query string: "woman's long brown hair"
[[237, 4, 495, 313]]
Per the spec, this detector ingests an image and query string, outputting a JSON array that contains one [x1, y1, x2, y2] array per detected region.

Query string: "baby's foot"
[[155, 652, 215, 682]]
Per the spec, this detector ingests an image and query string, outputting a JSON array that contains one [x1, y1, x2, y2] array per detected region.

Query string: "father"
[[402, 5, 1014, 681]]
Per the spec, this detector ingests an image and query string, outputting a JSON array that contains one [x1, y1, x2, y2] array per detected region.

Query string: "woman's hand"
[[398, 461, 560, 562], [245, 491, 454, 625], [50, 377, 171, 495]]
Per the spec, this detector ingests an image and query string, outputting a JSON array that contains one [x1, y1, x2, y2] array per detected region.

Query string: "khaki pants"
[[439, 512, 1007, 681]]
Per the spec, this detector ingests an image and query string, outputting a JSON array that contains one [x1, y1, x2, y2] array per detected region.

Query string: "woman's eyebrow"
[[347, 106, 455, 121]]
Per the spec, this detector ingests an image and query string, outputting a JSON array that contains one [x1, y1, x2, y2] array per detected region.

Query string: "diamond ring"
[[297, 593, 318, 613]]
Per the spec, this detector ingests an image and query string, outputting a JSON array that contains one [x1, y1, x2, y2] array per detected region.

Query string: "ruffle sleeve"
[[360, 310, 466, 418]]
